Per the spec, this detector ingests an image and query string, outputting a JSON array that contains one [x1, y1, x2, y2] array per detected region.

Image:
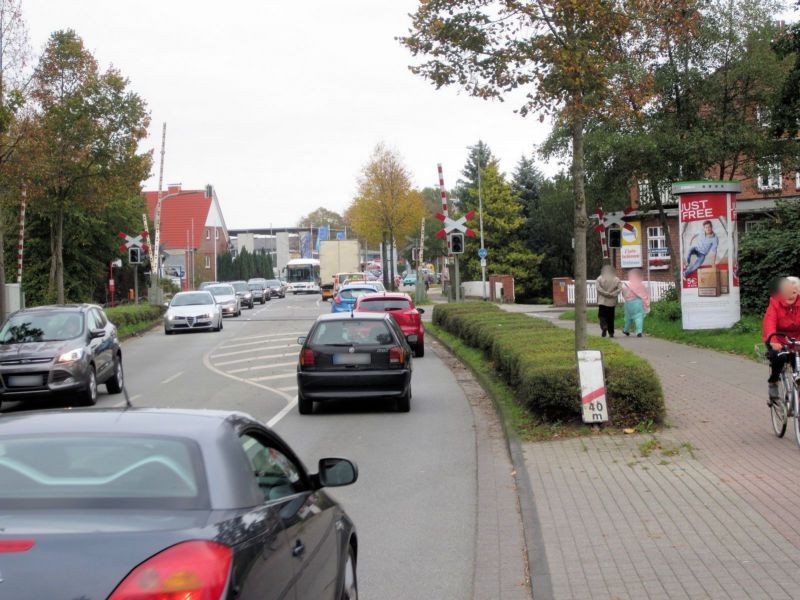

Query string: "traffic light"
[[608, 228, 621, 248], [450, 232, 465, 254], [128, 247, 142, 264], [411, 247, 420, 262]]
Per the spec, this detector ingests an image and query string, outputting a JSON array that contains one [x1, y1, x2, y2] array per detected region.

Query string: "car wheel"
[[164, 327, 174, 335], [298, 393, 313, 415], [415, 341, 425, 358], [340, 545, 358, 600], [106, 356, 124, 394], [82, 367, 98, 406], [396, 389, 411, 413]]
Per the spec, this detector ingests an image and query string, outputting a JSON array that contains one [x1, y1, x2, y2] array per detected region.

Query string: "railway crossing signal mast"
[[435, 164, 476, 302]]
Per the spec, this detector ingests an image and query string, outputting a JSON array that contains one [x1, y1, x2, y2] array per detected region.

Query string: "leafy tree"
[[739, 201, 800, 313], [347, 144, 426, 289], [455, 140, 495, 213], [298, 207, 348, 235], [460, 162, 544, 299], [402, 0, 693, 349], [23, 30, 150, 303]]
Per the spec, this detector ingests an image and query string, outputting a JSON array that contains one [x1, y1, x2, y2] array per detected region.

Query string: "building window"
[[758, 162, 782, 191], [205, 229, 210, 240], [215, 228, 219, 240], [637, 180, 673, 206], [647, 226, 670, 270], [744, 220, 766, 234], [204, 255, 211, 269], [795, 171, 800, 191]]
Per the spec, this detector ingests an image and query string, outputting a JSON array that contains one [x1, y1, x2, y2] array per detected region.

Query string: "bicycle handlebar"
[[767, 332, 800, 349]]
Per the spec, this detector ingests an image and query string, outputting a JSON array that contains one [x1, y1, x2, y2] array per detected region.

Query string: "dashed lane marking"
[[161, 371, 184, 385], [266, 396, 298, 428], [232, 332, 307, 342], [219, 337, 298, 350]]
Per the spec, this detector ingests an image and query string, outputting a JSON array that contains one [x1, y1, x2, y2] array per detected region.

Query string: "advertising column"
[[672, 181, 740, 330]]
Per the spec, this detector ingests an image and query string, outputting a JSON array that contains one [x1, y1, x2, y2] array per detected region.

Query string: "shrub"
[[106, 304, 164, 331], [433, 302, 665, 427], [649, 298, 681, 322]]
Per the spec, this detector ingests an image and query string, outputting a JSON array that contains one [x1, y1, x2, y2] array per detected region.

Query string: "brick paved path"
[[509, 308, 800, 599]]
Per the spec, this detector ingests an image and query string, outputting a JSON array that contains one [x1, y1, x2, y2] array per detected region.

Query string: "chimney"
[[167, 183, 182, 194]]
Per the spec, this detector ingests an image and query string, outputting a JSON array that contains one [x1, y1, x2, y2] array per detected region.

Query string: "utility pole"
[[416, 218, 425, 305], [151, 123, 166, 301], [478, 159, 487, 300]]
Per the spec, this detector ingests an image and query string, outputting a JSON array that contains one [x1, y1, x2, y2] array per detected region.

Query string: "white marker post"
[[577, 350, 609, 424]]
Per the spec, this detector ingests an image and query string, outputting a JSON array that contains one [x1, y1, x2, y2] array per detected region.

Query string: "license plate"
[[7, 375, 43, 387], [333, 353, 371, 365]]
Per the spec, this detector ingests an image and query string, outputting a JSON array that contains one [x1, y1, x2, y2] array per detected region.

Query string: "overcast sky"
[[24, 1, 556, 229]]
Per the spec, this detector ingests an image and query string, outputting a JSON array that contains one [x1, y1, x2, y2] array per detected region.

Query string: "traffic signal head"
[[128, 247, 142, 264], [450, 232, 465, 254]]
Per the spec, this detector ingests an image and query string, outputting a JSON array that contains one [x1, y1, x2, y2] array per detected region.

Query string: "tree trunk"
[[381, 232, 389, 290], [55, 207, 65, 303], [571, 118, 589, 352], [0, 208, 5, 320], [48, 220, 56, 298]]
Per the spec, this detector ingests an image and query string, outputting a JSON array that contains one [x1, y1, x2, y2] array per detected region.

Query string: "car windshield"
[[0, 435, 207, 509], [266, 280, 281, 286], [310, 320, 395, 346], [339, 288, 377, 300], [0, 312, 84, 344], [248, 284, 263, 291], [359, 298, 412, 312], [171, 292, 213, 307], [338, 273, 364, 284], [207, 285, 235, 297], [232, 282, 249, 293]]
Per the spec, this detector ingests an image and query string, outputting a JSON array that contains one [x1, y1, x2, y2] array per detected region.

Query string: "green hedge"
[[433, 302, 665, 427], [106, 304, 164, 336]]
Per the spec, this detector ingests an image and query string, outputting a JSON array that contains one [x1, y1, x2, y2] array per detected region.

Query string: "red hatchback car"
[[354, 293, 426, 357]]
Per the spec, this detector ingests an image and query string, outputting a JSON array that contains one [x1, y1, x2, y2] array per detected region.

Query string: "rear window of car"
[[207, 285, 235, 297], [0, 312, 85, 343], [310, 320, 395, 346], [339, 288, 376, 300], [0, 435, 208, 509], [358, 298, 412, 312], [232, 283, 249, 293]]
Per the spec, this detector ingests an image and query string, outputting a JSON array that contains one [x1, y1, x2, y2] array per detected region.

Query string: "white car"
[[164, 291, 223, 334], [205, 284, 242, 317]]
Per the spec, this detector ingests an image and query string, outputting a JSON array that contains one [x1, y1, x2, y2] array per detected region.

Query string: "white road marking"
[[211, 343, 296, 359], [161, 371, 184, 384], [233, 331, 307, 342], [219, 337, 298, 350], [213, 351, 298, 367], [227, 360, 297, 375], [277, 385, 297, 392], [266, 396, 298, 428], [249, 372, 296, 382]]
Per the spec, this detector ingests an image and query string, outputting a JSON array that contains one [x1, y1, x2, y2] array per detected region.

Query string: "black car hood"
[[0, 340, 72, 362], [0, 509, 222, 600]]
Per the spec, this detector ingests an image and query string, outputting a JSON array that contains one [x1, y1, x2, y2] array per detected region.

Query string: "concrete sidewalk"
[[509, 310, 800, 599]]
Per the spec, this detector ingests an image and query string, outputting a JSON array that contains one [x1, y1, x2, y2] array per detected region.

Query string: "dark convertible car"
[[0, 409, 359, 600]]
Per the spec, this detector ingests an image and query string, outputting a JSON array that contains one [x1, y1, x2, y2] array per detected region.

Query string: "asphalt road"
[[2, 293, 479, 599]]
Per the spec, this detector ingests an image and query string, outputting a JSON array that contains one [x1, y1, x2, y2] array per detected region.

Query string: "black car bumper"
[[297, 369, 411, 400]]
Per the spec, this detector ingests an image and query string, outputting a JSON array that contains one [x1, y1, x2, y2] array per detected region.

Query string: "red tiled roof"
[[144, 188, 213, 252]]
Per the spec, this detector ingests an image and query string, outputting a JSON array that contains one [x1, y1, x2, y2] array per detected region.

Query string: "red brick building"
[[143, 184, 230, 286], [605, 170, 798, 283]]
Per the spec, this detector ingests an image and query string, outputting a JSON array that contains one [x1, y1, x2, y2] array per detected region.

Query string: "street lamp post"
[[478, 161, 487, 300]]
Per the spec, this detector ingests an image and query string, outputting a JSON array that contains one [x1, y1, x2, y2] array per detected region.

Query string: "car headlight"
[[56, 348, 84, 364], [166, 312, 175, 321], [198, 313, 211, 319]]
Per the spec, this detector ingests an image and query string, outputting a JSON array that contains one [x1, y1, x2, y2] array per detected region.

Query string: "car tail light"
[[109, 541, 232, 600], [0, 539, 35, 553], [389, 346, 405, 365], [300, 348, 315, 367]]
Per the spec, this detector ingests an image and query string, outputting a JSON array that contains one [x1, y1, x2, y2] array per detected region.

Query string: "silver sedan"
[[164, 291, 223, 334]]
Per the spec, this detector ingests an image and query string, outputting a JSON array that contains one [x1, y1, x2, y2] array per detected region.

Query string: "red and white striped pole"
[[594, 208, 609, 262], [17, 189, 26, 283], [437, 163, 450, 261]]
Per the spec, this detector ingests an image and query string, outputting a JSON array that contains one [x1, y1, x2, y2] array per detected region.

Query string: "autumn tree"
[[347, 144, 425, 289], [25, 30, 150, 302], [402, 0, 694, 350]]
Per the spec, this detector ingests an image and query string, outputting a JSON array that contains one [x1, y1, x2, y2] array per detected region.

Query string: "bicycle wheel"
[[772, 369, 790, 438]]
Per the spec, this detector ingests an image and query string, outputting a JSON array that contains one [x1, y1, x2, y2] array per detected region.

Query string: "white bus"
[[284, 258, 321, 294]]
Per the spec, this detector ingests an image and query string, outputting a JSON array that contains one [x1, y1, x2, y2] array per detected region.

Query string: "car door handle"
[[292, 540, 305, 557]]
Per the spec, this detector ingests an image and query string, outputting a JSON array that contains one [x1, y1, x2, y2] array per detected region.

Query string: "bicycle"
[[764, 332, 800, 445]]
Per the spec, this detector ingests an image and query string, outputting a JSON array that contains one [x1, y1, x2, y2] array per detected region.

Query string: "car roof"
[[358, 292, 412, 301], [14, 304, 97, 314], [315, 311, 390, 322], [339, 283, 379, 290]]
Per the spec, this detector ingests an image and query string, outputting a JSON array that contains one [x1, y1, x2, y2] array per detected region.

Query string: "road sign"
[[480, 258, 487, 267], [478, 247, 488, 259], [435, 211, 477, 238], [118, 231, 150, 254], [577, 350, 608, 424]]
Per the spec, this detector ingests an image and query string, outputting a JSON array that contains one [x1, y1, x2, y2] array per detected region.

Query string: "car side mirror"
[[416, 308, 425, 314], [297, 336, 307, 345], [316, 458, 358, 488], [90, 328, 106, 339]]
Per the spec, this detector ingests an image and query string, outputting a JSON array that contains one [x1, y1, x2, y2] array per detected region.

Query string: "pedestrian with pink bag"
[[621, 269, 650, 337]]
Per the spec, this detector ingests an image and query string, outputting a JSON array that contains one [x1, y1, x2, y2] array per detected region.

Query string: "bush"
[[649, 298, 681, 322], [433, 302, 665, 427], [106, 304, 164, 333]]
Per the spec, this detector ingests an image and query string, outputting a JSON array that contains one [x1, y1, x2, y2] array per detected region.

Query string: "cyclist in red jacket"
[[763, 277, 800, 404]]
